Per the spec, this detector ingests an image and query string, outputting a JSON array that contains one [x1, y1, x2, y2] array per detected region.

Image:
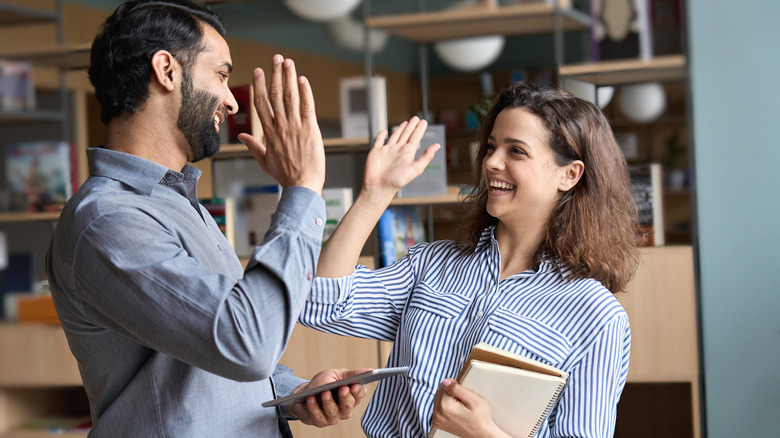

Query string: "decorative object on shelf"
[[590, 0, 652, 61], [326, 15, 389, 54], [434, 35, 505, 72], [618, 81, 666, 123], [340, 75, 387, 138], [561, 76, 614, 109], [433, 0, 505, 72], [662, 131, 686, 189], [283, 0, 362, 22], [4, 140, 75, 212]]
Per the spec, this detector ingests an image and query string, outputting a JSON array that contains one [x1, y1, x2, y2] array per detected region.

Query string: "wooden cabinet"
[[0, 324, 88, 438]]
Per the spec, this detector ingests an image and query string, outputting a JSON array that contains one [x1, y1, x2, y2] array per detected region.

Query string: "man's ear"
[[150, 50, 178, 92], [559, 160, 584, 192]]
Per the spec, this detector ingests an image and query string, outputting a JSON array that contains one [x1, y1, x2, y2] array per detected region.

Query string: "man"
[[46, 1, 365, 436]]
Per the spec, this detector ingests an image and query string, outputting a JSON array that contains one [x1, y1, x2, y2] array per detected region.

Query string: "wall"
[[688, 0, 780, 436]]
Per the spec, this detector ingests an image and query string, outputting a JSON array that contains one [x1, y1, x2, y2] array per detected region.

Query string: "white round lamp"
[[618, 82, 667, 123], [326, 15, 389, 54], [434, 35, 505, 72], [283, 0, 362, 22], [561, 77, 614, 109]]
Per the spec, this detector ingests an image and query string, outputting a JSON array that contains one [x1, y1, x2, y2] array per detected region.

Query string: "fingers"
[[282, 58, 301, 125], [372, 129, 389, 148], [298, 75, 317, 126], [252, 68, 274, 132], [237, 132, 268, 172], [269, 55, 286, 123]]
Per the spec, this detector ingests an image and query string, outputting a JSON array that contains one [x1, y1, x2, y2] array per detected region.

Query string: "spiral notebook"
[[429, 342, 569, 438]]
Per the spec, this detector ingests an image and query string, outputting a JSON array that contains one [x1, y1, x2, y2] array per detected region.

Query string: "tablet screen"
[[262, 366, 410, 407]]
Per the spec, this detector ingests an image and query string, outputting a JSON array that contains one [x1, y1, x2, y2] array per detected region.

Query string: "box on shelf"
[[397, 124, 447, 198], [340, 75, 387, 138]]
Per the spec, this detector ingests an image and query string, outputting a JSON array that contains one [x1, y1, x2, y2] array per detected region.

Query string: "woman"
[[300, 83, 640, 437]]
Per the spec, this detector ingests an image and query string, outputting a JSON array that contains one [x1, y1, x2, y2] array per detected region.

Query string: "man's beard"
[[177, 72, 222, 162]]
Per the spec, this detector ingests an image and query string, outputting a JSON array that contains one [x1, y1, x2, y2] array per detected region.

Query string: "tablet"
[[262, 366, 409, 407]]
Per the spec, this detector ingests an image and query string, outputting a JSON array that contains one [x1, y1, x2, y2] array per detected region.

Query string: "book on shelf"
[[629, 162, 665, 246], [0, 59, 35, 111], [429, 342, 569, 438], [377, 206, 425, 268], [4, 140, 75, 212], [321, 187, 353, 244], [200, 197, 236, 249], [223, 84, 263, 145], [397, 123, 447, 198]]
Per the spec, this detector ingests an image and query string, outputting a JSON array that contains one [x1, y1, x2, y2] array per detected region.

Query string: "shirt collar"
[[87, 147, 202, 196]]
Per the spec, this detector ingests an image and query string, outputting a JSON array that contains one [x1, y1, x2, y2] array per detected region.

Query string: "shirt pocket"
[[406, 282, 471, 318], [485, 307, 573, 366]]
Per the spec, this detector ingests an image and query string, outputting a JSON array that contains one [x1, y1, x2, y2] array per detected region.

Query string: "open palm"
[[363, 116, 440, 195]]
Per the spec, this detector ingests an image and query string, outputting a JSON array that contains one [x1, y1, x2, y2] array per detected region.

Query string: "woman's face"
[[482, 107, 579, 228]]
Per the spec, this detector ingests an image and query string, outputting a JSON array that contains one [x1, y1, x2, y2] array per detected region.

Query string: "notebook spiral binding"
[[526, 380, 568, 438]]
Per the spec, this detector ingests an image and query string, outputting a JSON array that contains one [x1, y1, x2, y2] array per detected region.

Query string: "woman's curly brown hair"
[[456, 82, 641, 292]]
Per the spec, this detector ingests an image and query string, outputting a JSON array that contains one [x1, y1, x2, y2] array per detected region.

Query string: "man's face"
[[177, 24, 237, 162], [177, 69, 221, 162]]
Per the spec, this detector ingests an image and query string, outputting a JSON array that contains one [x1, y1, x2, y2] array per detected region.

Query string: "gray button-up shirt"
[[47, 147, 326, 437]]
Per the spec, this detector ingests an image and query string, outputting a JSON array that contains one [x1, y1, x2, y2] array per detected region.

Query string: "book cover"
[[224, 84, 263, 145], [377, 206, 426, 268], [430, 342, 569, 438], [4, 140, 74, 212], [0, 59, 35, 111], [321, 187, 353, 244], [339, 75, 387, 139], [200, 197, 236, 249], [629, 163, 665, 246], [397, 124, 447, 198]]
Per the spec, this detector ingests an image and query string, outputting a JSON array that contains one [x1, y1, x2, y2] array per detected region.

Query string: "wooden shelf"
[[214, 137, 371, 159], [0, 211, 60, 223], [559, 55, 688, 86], [0, 110, 66, 124], [390, 185, 464, 206], [0, 4, 57, 26], [0, 43, 91, 70], [366, 3, 590, 43]]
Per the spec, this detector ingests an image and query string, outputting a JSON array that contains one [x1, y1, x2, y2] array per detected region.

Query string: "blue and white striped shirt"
[[301, 226, 630, 438]]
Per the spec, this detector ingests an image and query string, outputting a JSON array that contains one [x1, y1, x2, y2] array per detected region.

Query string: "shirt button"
[[477, 311, 484, 317], [315, 217, 323, 227], [307, 272, 313, 281]]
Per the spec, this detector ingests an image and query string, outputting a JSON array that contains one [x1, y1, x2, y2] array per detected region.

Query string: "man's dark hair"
[[89, 0, 225, 124]]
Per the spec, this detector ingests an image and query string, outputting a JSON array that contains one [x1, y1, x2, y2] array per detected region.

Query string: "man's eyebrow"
[[222, 62, 233, 74]]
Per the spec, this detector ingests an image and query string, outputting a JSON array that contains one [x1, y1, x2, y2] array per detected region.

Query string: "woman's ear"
[[150, 50, 178, 92], [559, 160, 584, 192]]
